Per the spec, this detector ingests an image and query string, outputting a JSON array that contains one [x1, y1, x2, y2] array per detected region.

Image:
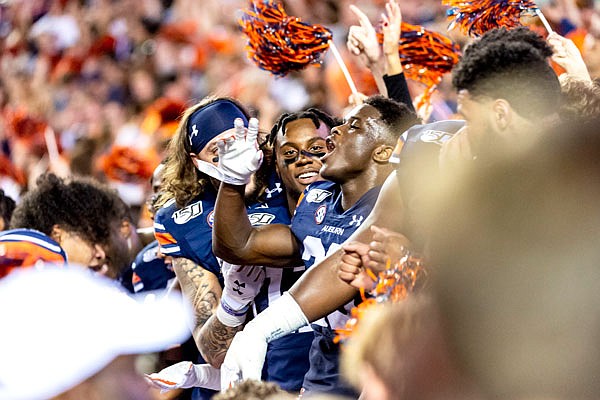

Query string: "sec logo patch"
[[314, 205, 326, 225], [206, 210, 214, 228]]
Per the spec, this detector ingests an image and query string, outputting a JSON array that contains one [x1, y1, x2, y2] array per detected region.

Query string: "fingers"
[[234, 118, 246, 140], [247, 117, 259, 141], [370, 224, 391, 242], [342, 240, 370, 257], [349, 4, 374, 31]]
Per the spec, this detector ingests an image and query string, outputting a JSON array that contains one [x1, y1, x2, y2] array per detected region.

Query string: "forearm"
[[172, 258, 222, 348], [290, 171, 405, 321], [213, 183, 254, 262], [383, 72, 414, 113], [198, 314, 244, 368], [369, 58, 389, 97]]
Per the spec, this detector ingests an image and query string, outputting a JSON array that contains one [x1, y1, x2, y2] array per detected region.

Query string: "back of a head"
[[452, 27, 560, 118], [212, 379, 285, 400], [364, 96, 420, 143], [0, 266, 192, 400], [559, 75, 600, 122], [10, 173, 128, 248]]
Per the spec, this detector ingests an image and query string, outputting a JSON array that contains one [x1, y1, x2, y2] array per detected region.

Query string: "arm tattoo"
[[198, 315, 244, 368], [172, 257, 222, 335]]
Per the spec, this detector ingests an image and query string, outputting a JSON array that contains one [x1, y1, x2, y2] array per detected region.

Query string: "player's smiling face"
[[320, 104, 381, 183], [275, 118, 328, 200]]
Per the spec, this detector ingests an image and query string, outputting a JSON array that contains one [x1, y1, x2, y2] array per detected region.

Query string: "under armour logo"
[[189, 124, 199, 145], [265, 183, 283, 199], [232, 279, 246, 295], [349, 215, 364, 227]]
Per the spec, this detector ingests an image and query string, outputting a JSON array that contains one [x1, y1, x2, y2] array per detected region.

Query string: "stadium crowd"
[[1, 0, 600, 399]]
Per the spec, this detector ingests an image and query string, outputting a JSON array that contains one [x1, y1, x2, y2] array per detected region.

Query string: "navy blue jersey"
[[249, 180, 313, 392], [154, 186, 222, 280], [0, 229, 67, 279], [130, 241, 176, 293], [291, 180, 380, 396]]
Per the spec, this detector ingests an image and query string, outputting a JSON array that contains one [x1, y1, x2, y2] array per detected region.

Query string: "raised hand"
[[382, 0, 403, 76], [547, 32, 591, 81], [216, 117, 263, 186], [347, 5, 382, 69]]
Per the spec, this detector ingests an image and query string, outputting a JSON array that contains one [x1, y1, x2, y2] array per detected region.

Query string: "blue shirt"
[[291, 180, 381, 396]]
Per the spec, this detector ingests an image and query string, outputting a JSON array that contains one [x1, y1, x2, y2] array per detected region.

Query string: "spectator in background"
[[6, 173, 130, 277]]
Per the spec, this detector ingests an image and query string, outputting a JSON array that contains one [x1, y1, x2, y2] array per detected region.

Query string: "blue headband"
[[187, 100, 249, 154]]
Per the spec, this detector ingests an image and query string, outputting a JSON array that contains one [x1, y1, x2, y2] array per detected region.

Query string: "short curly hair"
[[10, 174, 128, 246], [559, 75, 600, 122], [268, 108, 339, 148], [452, 27, 560, 118], [364, 95, 420, 142]]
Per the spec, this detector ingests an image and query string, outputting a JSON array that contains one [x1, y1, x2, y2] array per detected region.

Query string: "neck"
[[287, 192, 299, 214], [339, 164, 393, 211]]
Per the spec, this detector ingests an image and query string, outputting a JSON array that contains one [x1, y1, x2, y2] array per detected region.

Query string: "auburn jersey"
[[0, 229, 67, 279], [154, 186, 222, 280], [291, 180, 380, 396]]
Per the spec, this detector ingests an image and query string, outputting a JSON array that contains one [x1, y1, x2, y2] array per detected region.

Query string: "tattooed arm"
[[172, 257, 222, 350], [197, 314, 244, 368]]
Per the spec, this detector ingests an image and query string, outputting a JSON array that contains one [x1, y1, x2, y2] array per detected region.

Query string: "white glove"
[[146, 361, 220, 392], [220, 292, 309, 390], [217, 263, 266, 327], [216, 117, 263, 185]]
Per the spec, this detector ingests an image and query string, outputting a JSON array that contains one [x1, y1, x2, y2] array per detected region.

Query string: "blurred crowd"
[[1, 0, 598, 225], [1, 0, 600, 400]]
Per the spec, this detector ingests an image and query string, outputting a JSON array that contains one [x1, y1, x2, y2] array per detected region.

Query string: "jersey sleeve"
[[153, 211, 182, 257]]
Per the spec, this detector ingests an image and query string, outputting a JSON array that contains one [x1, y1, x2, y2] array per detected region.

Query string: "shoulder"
[[298, 181, 337, 207], [391, 120, 466, 166], [405, 120, 466, 145], [0, 228, 67, 267]]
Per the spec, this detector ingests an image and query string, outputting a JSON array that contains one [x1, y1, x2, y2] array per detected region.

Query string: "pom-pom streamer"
[[238, 0, 333, 77], [443, 0, 551, 37], [377, 23, 461, 108], [334, 249, 427, 343]]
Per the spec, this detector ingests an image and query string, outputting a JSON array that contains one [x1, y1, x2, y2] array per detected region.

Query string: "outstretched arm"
[[213, 183, 301, 266], [221, 171, 406, 387], [291, 170, 405, 321], [212, 118, 302, 267]]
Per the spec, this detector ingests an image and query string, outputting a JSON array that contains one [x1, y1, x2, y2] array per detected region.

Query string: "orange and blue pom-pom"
[[376, 23, 461, 107], [444, 0, 539, 37], [238, 0, 332, 76]]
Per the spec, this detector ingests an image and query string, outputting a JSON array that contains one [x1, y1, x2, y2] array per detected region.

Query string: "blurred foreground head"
[[0, 266, 192, 400], [427, 118, 600, 399]]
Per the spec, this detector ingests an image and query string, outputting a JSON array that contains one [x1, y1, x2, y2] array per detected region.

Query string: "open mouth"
[[296, 170, 319, 185]]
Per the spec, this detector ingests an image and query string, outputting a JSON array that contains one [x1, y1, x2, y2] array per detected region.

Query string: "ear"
[[492, 99, 512, 131], [189, 153, 200, 169], [50, 224, 62, 243], [372, 144, 394, 163]]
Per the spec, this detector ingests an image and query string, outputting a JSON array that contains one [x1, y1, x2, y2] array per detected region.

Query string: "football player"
[[213, 95, 418, 395], [220, 26, 561, 395]]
